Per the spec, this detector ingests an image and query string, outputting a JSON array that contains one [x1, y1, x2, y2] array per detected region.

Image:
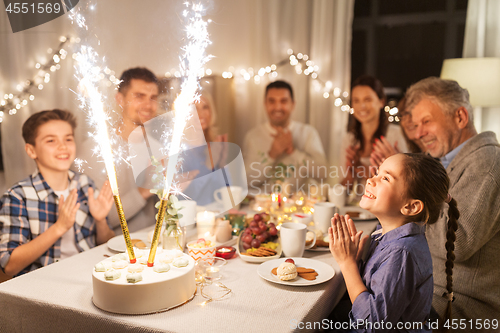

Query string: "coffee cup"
[[178, 200, 197, 228], [328, 184, 347, 208], [214, 186, 243, 210], [279, 222, 316, 257], [291, 213, 313, 225], [314, 202, 339, 234]]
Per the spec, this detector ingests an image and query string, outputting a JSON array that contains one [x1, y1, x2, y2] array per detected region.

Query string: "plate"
[[305, 237, 330, 252], [107, 233, 150, 252], [306, 246, 330, 252], [237, 234, 282, 263], [305, 230, 330, 252], [340, 206, 376, 221], [258, 258, 335, 286]]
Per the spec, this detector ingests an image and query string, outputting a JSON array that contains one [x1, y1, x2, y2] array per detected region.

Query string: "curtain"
[[0, 12, 78, 191], [463, 0, 500, 137], [309, 0, 353, 171], [231, 0, 354, 181], [0, 0, 354, 193]]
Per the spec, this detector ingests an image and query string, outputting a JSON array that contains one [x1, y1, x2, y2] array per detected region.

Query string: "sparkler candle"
[[76, 49, 136, 264], [147, 2, 212, 266]]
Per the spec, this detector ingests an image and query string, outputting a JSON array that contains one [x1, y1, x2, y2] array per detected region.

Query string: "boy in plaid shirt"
[[0, 110, 115, 277]]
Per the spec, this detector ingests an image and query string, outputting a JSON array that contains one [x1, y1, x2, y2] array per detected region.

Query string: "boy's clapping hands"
[[88, 181, 114, 222], [55, 189, 80, 234]]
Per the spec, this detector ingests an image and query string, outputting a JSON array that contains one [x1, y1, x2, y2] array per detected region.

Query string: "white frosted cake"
[[92, 248, 196, 314]]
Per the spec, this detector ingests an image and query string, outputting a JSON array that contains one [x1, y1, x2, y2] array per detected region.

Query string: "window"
[[351, 0, 467, 100]]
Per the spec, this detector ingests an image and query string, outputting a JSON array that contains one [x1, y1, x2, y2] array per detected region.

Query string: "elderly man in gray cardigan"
[[405, 77, 500, 323]]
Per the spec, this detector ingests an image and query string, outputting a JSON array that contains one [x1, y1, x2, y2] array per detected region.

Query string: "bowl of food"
[[187, 239, 216, 265], [237, 213, 281, 263]]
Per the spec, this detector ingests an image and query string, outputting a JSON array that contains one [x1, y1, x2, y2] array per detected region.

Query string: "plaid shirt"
[[0, 170, 99, 276]]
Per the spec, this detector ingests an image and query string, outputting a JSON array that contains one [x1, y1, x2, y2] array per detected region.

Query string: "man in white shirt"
[[243, 80, 327, 194], [78, 67, 159, 233]]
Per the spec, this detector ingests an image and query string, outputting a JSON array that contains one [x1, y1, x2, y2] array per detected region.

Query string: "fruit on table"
[[241, 212, 277, 250]]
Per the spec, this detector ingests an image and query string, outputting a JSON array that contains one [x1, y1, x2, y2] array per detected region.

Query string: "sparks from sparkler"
[[75, 47, 120, 194], [73, 158, 86, 172], [147, 2, 212, 266], [159, 2, 212, 200], [71, 2, 137, 261], [74, 45, 136, 263]]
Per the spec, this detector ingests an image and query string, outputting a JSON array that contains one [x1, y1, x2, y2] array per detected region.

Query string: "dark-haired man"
[[115, 67, 159, 139], [243, 80, 327, 193], [77, 67, 159, 233]]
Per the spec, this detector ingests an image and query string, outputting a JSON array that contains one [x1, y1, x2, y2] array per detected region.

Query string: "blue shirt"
[[440, 139, 470, 169], [349, 223, 433, 333], [181, 144, 232, 206]]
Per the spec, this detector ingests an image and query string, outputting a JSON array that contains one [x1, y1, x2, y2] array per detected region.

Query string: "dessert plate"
[[107, 233, 150, 252], [339, 206, 376, 221], [258, 258, 335, 286]]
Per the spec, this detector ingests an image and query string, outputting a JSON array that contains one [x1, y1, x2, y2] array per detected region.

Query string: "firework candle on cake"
[[76, 48, 136, 263], [147, 2, 212, 266]]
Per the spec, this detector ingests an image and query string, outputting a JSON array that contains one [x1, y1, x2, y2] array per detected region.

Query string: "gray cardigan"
[[426, 131, 500, 321]]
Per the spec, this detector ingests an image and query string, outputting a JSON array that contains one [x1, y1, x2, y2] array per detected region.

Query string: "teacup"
[[280, 222, 316, 257], [328, 184, 347, 208], [291, 213, 313, 225], [314, 202, 339, 234], [214, 186, 243, 210], [178, 200, 197, 228]]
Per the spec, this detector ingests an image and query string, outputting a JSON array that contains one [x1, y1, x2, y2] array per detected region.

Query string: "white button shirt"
[[243, 120, 327, 193]]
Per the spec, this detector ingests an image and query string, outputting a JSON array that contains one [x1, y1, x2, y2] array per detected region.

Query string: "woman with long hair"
[[340, 75, 408, 199], [181, 92, 229, 205]]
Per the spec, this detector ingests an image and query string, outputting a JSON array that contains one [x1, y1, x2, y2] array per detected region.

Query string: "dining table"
[[0, 213, 378, 333]]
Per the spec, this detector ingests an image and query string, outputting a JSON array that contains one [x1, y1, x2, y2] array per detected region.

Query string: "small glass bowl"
[[195, 257, 227, 282]]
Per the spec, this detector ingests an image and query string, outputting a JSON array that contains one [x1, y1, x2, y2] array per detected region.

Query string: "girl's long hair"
[[402, 153, 460, 325]]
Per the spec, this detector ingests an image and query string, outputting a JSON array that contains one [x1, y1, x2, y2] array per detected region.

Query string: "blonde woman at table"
[[328, 153, 459, 332], [340, 76, 407, 201], [180, 92, 230, 205], [0, 110, 115, 277]]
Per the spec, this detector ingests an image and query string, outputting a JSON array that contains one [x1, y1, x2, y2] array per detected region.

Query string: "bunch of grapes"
[[241, 213, 278, 250]]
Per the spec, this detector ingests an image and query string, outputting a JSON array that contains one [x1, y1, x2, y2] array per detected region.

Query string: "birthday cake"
[[92, 248, 196, 314]]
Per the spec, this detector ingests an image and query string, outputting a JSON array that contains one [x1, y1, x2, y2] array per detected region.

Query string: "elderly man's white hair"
[[405, 76, 474, 126]]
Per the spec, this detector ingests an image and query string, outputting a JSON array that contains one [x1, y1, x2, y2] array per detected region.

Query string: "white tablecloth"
[[0, 221, 378, 333]]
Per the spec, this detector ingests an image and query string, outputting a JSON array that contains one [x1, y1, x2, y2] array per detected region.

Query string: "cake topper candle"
[[147, 197, 168, 266], [147, 2, 212, 266], [75, 49, 136, 264]]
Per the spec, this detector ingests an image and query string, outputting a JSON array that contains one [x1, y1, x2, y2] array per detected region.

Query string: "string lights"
[[1, 42, 401, 123], [187, 48, 354, 113], [0, 36, 79, 122], [178, 48, 401, 122], [0, 35, 122, 123], [384, 104, 401, 123]]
